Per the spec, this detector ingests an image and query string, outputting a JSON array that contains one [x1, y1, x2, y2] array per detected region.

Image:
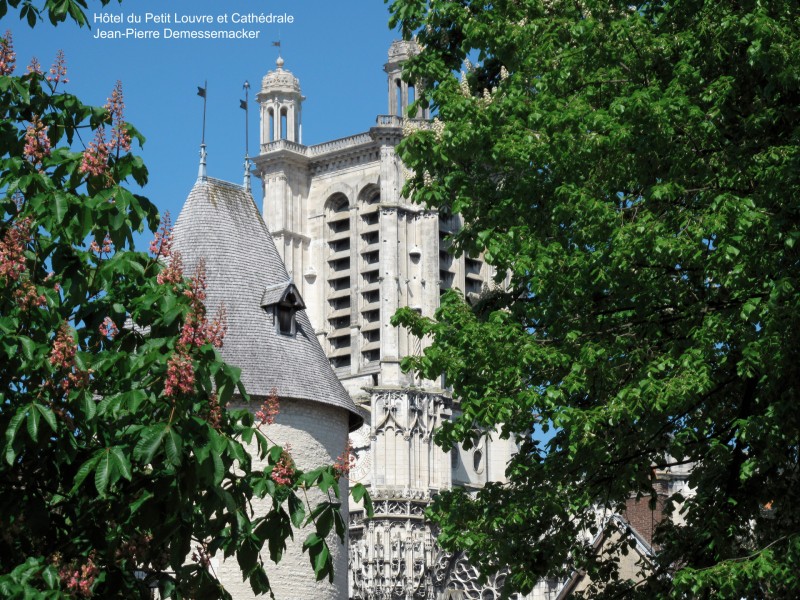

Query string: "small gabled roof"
[[173, 176, 362, 430], [261, 281, 305, 309]]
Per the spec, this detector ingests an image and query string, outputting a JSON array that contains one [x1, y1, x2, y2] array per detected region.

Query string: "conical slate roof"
[[173, 176, 362, 430]]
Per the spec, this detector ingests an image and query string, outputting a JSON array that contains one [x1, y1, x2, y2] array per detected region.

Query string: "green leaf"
[[53, 191, 68, 223], [95, 449, 111, 496], [315, 503, 335, 538], [71, 453, 101, 493], [4, 409, 27, 464], [351, 483, 374, 518], [81, 393, 97, 420], [26, 404, 41, 441], [164, 427, 182, 466], [18, 336, 36, 361], [133, 425, 167, 464], [288, 493, 305, 528], [211, 450, 224, 485], [34, 404, 58, 433], [129, 490, 153, 515], [110, 446, 132, 481]]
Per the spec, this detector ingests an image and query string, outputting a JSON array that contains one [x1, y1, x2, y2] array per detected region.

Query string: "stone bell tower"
[[254, 57, 311, 290], [253, 42, 518, 599]]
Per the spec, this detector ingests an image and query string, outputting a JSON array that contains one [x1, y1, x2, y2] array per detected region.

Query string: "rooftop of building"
[[173, 171, 363, 430]]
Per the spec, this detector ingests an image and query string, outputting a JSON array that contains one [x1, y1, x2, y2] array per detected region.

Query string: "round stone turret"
[[258, 57, 304, 144], [384, 40, 428, 118], [173, 176, 362, 600]]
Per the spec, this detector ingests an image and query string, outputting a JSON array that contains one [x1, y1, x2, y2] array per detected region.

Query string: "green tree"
[[389, 0, 800, 597], [0, 3, 368, 597]]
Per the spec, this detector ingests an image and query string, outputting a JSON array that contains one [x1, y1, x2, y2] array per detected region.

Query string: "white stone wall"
[[216, 398, 350, 600]]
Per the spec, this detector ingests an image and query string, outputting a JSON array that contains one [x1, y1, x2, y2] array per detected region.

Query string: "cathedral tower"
[[253, 42, 517, 600]]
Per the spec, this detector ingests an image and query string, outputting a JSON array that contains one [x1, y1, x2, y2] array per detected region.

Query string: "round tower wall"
[[216, 397, 350, 600]]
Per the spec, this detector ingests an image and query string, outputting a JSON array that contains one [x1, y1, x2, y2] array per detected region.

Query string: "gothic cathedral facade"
[[252, 42, 532, 600]]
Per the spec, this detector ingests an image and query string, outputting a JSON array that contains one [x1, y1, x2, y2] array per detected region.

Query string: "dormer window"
[[261, 282, 306, 337], [277, 292, 299, 335]]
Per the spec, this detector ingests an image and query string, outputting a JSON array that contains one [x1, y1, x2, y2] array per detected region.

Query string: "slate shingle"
[[173, 177, 362, 430]]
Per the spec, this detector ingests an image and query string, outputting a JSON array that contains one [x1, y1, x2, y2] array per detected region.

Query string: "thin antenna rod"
[[241, 80, 251, 192], [197, 81, 207, 144], [197, 81, 208, 181], [242, 81, 250, 156]]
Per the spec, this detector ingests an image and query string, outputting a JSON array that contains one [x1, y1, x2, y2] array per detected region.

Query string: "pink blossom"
[[205, 305, 227, 348], [333, 439, 354, 481], [0, 30, 15, 75], [58, 553, 98, 597], [0, 217, 31, 282], [184, 260, 207, 303], [205, 393, 222, 429], [191, 544, 211, 569], [13, 280, 46, 310], [255, 388, 280, 426], [271, 445, 295, 486], [164, 350, 194, 397], [49, 322, 76, 368], [47, 49, 68, 85], [89, 233, 112, 254], [79, 128, 109, 178], [23, 114, 50, 169], [26, 56, 41, 74], [179, 305, 226, 349], [156, 251, 183, 286], [104, 80, 130, 154], [149, 212, 173, 258]]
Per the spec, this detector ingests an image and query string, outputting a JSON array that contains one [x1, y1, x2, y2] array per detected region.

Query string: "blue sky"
[[8, 0, 399, 241]]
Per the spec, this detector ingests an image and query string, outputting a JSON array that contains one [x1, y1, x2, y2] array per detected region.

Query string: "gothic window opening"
[[267, 108, 275, 142], [395, 78, 403, 116], [280, 107, 288, 139]]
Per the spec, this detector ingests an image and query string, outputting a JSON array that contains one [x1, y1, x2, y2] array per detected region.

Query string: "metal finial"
[[197, 81, 207, 145], [198, 143, 207, 181]]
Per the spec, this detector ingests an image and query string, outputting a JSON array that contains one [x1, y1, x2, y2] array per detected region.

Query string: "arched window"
[[267, 108, 274, 142], [395, 78, 403, 116], [280, 107, 288, 140]]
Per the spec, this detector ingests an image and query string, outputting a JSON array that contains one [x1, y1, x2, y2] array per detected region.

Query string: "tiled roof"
[[261, 281, 305, 309], [173, 177, 362, 430]]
